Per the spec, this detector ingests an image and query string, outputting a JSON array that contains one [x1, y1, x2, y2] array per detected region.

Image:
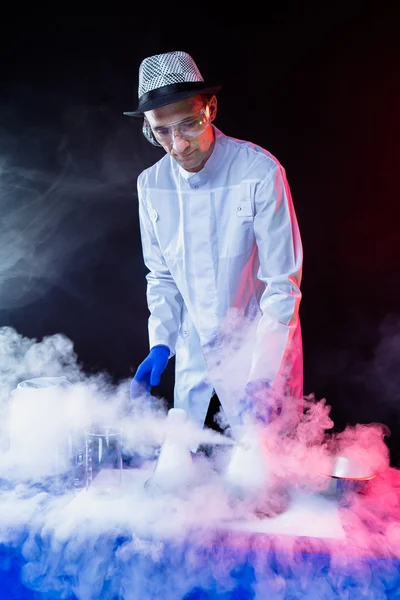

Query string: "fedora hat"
[[123, 50, 222, 117]]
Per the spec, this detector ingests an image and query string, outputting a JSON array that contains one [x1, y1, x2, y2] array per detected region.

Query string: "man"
[[124, 50, 303, 439]]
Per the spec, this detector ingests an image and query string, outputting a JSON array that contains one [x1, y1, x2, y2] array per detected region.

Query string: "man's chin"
[[176, 152, 208, 172], [177, 154, 202, 172]]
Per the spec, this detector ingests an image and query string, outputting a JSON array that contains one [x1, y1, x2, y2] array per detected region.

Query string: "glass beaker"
[[85, 425, 123, 494]]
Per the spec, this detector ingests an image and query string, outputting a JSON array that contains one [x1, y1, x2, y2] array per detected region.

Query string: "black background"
[[1, 8, 400, 463]]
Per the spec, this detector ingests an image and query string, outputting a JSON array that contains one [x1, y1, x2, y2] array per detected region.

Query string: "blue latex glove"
[[131, 345, 170, 396]]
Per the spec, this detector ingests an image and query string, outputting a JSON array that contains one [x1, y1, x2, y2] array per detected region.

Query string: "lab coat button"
[[150, 210, 158, 223]]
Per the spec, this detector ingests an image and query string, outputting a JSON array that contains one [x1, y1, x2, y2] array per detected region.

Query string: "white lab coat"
[[137, 126, 303, 430]]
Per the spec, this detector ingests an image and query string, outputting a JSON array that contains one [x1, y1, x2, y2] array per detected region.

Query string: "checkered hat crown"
[[138, 51, 204, 97], [123, 50, 221, 116]]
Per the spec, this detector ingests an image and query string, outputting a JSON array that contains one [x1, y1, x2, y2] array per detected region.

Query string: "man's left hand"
[[239, 379, 281, 425]]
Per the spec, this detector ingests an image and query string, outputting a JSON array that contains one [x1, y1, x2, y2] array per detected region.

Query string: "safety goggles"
[[150, 106, 211, 144]]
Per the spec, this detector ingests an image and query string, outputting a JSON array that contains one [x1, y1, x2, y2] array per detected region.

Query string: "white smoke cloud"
[[0, 324, 398, 598], [0, 101, 153, 311]]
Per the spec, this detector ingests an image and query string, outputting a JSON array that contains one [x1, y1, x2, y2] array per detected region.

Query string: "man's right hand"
[[130, 345, 170, 397]]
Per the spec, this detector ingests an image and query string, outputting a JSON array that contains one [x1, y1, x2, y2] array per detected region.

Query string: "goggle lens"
[[152, 107, 210, 143]]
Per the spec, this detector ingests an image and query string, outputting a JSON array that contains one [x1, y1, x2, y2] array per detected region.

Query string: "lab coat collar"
[[177, 126, 224, 189]]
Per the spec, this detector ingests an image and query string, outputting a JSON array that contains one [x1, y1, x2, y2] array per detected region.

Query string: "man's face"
[[144, 95, 217, 172]]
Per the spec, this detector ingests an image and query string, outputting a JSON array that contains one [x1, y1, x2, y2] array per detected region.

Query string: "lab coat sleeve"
[[137, 180, 183, 356], [248, 163, 303, 392]]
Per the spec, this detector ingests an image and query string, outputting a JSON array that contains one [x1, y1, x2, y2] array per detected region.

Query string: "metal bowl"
[[321, 455, 377, 499]]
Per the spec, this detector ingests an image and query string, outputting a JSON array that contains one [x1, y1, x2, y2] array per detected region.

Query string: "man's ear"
[[142, 116, 162, 147], [209, 95, 218, 122]]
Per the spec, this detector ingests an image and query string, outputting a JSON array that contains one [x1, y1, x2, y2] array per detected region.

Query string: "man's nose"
[[172, 134, 190, 153]]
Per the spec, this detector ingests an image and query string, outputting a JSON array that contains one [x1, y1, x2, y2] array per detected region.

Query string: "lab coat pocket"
[[235, 200, 253, 218], [221, 185, 255, 258]]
